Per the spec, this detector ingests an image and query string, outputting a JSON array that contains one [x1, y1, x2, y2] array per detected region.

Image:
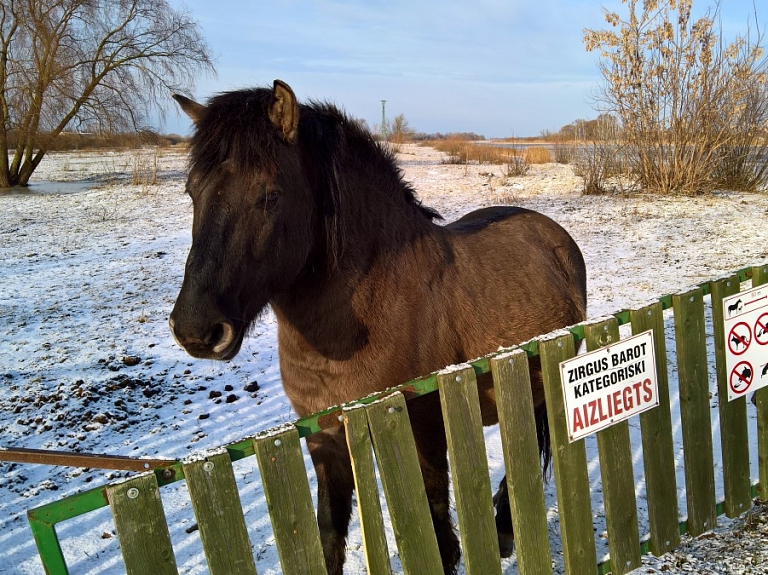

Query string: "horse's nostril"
[[211, 321, 236, 355]]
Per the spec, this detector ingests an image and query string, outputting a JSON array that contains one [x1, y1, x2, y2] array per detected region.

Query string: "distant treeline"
[[5, 130, 188, 151]]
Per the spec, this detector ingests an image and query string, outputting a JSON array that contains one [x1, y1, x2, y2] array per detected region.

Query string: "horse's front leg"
[[306, 428, 355, 575]]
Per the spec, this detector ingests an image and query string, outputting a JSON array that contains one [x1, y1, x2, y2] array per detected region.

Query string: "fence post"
[[540, 331, 597, 574], [710, 275, 752, 517], [673, 288, 717, 535], [437, 365, 501, 575], [630, 302, 680, 555], [490, 350, 552, 575], [583, 318, 641, 575], [753, 264, 768, 501]]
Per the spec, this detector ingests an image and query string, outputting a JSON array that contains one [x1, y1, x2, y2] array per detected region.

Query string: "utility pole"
[[380, 100, 387, 141]]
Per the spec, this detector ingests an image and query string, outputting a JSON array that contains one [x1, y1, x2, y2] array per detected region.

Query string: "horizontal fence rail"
[[26, 264, 768, 574]]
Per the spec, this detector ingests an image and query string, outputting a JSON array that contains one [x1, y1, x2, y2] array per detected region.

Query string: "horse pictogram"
[[727, 298, 744, 317]]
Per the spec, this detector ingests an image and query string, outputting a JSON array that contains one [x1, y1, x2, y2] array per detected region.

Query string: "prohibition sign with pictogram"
[[729, 361, 753, 396], [723, 285, 768, 401], [755, 312, 768, 346], [727, 322, 751, 356]]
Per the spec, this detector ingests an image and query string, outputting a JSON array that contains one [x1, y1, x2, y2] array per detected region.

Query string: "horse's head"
[[169, 80, 316, 360]]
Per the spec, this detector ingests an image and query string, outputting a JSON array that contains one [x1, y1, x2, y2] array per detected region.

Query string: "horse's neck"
[[273, 217, 448, 361]]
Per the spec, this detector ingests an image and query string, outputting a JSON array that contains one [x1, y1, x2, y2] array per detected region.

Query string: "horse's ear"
[[173, 94, 207, 124], [269, 80, 299, 143]]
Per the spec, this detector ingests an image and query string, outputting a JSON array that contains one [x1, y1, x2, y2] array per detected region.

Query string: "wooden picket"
[[366, 393, 443, 574], [672, 288, 717, 536], [343, 404, 392, 574], [252, 425, 326, 575], [490, 350, 552, 575], [437, 366, 501, 575], [753, 265, 768, 501], [584, 318, 641, 575], [710, 275, 752, 517], [28, 264, 768, 575], [183, 450, 258, 575], [540, 332, 598, 574], [630, 301, 680, 555], [105, 473, 178, 575]]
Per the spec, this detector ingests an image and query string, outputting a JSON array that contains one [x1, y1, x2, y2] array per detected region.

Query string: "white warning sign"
[[723, 285, 768, 401], [559, 330, 658, 442]]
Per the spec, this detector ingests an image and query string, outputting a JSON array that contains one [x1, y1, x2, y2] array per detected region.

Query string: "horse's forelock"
[[188, 88, 280, 178]]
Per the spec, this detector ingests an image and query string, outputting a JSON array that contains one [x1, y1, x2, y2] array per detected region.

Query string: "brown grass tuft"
[[523, 147, 551, 164]]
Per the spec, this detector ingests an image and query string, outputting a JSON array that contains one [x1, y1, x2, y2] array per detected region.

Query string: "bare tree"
[[0, 0, 213, 187], [584, 0, 768, 194]]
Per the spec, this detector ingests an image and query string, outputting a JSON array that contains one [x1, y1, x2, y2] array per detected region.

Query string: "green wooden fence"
[[27, 265, 768, 574]]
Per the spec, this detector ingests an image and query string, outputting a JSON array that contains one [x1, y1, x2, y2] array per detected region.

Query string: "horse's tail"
[[554, 242, 588, 321], [535, 402, 552, 479]]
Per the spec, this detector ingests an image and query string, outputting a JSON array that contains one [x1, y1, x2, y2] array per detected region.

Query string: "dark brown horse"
[[169, 80, 587, 574]]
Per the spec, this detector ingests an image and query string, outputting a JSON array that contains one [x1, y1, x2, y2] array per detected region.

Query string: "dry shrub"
[[430, 140, 512, 165], [523, 147, 551, 164], [506, 153, 529, 176], [132, 149, 159, 189], [584, 0, 768, 194]]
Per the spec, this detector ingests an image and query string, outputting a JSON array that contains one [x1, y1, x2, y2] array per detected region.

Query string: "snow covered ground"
[[1, 144, 767, 574]]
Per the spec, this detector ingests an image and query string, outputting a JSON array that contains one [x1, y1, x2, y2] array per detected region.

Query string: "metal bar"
[[0, 446, 176, 472]]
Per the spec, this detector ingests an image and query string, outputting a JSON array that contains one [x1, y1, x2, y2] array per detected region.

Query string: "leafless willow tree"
[[0, 0, 213, 187], [584, 0, 768, 194]]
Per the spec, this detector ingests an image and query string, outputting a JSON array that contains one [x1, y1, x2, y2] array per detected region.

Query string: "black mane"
[[188, 87, 441, 223]]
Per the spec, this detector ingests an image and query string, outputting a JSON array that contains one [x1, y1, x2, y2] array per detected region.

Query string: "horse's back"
[[445, 205, 587, 345]]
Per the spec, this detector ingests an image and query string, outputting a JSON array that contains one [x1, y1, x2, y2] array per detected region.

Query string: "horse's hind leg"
[[306, 428, 355, 575], [408, 395, 461, 575]]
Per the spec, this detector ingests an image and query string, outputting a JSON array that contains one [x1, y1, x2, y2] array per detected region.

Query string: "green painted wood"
[[672, 288, 717, 536], [539, 332, 597, 574], [183, 451, 258, 575], [710, 275, 752, 518], [106, 473, 178, 575], [630, 302, 680, 555], [343, 405, 392, 575], [583, 319, 641, 575], [490, 350, 552, 575], [437, 366, 501, 575], [366, 392, 443, 575], [753, 264, 768, 501], [252, 426, 326, 575]]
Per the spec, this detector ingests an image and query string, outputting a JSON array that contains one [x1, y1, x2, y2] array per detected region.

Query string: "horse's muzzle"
[[169, 316, 241, 360]]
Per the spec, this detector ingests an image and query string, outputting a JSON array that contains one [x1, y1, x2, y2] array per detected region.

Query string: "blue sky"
[[161, 0, 765, 138]]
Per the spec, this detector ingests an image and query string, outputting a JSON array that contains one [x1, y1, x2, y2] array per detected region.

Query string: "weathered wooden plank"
[[753, 264, 768, 501], [490, 350, 552, 575], [539, 331, 597, 574], [252, 425, 326, 575], [106, 473, 178, 575], [183, 450, 258, 575], [437, 366, 501, 575], [584, 318, 641, 575], [630, 302, 680, 555], [343, 405, 392, 575], [672, 288, 717, 536], [710, 275, 752, 517], [366, 392, 443, 575]]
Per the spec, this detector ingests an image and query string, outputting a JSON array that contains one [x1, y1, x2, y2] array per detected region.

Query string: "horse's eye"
[[262, 190, 280, 206]]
